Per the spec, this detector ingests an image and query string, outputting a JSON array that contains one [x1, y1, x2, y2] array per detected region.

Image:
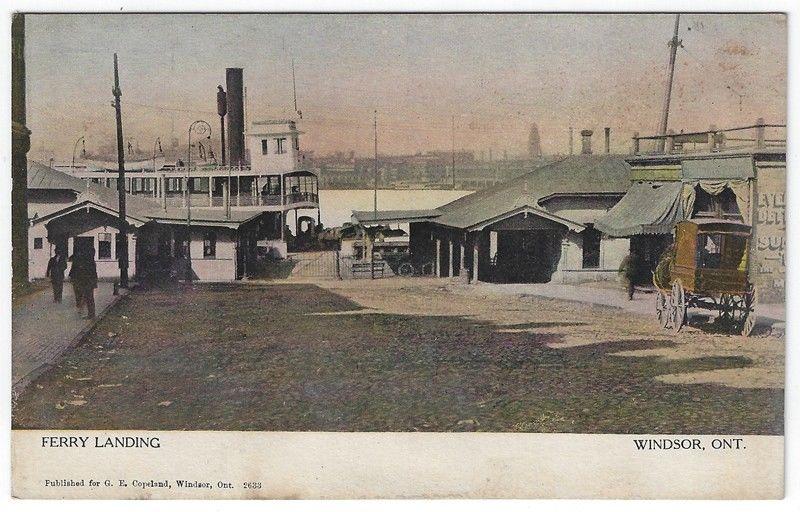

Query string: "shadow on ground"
[[12, 283, 783, 434]]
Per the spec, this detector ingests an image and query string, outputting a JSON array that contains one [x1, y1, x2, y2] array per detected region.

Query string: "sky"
[[24, 13, 787, 163]]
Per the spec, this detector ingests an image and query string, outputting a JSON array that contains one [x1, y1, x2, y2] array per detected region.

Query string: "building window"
[[293, 136, 300, 150], [261, 139, 269, 155], [98, 233, 113, 259], [203, 231, 216, 258], [582, 226, 601, 269], [33, 237, 43, 249], [275, 138, 286, 154]]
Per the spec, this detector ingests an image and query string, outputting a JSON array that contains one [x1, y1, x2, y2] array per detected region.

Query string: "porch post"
[[160, 176, 167, 210], [236, 175, 241, 206], [435, 238, 441, 277], [472, 233, 479, 284], [182, 177, 187, 207], [460, 241, 466, 273], [448, 239, 454, 277], [208, 176, 213, 206]]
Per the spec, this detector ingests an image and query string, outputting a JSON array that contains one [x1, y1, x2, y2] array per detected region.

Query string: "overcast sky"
[[25, 13, 786, 162]]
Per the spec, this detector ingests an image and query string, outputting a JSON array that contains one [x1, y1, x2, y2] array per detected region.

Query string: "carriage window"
[[698, 234, 723, 268]]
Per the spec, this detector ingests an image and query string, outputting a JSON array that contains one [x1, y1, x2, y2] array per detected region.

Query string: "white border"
[[1, 1, 797, 511]]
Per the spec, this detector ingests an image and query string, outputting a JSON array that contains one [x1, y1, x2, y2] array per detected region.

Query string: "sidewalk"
[[12, 281, 125, 393], [460, 281, 785, 326]]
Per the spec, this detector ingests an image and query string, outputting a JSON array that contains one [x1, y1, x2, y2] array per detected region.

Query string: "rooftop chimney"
[[225, 68, 244, 167], [580, 129, 593, 155], [604, 127, 611, 154]]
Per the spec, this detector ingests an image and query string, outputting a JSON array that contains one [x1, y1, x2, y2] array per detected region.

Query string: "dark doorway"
[[494, 230, 561, 283], [630, 234, 673, 285], [73, 236, 94, 258]]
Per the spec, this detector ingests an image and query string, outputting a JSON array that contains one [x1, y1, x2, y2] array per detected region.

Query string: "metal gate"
[[286, 251, 341, 279]]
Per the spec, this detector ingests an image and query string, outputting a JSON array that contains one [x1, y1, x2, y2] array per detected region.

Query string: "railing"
[[631, 120, 786, 156], [285, 192, 319, 205], [164, 193, 288, 208]]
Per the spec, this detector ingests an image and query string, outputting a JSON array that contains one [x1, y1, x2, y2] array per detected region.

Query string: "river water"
[[317, 189, 473, 228]]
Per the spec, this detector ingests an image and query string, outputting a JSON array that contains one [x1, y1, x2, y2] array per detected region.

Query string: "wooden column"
[[435, 238, 441, 277], [448, 239, 454, 277], [460, 242, 466, 273], [208, 176, 213, 206], [472, 235, 479, 283]]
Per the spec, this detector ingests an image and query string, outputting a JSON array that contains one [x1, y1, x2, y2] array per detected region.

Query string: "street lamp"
[[151, 137, 163, 172], [72, 136, 86, 168], [186, 120, 212, 283]]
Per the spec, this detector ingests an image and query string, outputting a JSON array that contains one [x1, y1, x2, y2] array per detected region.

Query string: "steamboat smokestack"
[[217, 85, 227, 166], [225, 68, 244, 166], [604, 127, 611, 154], [580, 129, 593, 155]]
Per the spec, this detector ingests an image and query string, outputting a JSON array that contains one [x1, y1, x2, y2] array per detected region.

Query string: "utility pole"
[[372, 110, 378, 280], [373, 110, 378, 221], [657, 14, 682, 152], [112, 53, 128, 288], [451, 114, 456, 189]]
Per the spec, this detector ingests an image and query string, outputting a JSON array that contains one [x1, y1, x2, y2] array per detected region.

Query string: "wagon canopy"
[[595, 181, 684, 237]]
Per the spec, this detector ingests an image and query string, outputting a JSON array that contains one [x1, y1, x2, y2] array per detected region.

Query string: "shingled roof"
[[431, 155, 631, 230]]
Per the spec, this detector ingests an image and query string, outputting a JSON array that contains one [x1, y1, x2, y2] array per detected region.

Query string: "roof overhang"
[[31, 200, 148, 227], [442, 205, 586, 233]]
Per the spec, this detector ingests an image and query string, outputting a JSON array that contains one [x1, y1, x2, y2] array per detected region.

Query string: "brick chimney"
[[580, 129, 593, 155]]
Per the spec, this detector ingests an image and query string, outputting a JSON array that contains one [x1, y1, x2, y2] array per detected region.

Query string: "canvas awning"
[[595, 181, 684, 237]]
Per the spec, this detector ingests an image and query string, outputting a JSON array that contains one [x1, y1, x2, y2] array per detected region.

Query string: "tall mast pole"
[[112, 53, 128, 288], [657, 14, 682, 152], [373, 110, 378, 221]]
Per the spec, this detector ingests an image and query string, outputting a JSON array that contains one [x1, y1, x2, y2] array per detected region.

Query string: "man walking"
[[619, 251, 641, 301], [45, 246, 67, 303], [69, 245, 98, 319]]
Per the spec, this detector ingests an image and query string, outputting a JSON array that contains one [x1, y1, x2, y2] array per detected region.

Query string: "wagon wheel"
[[718, 293, 735, 324], [740, 285, 757, 337], [397, 262, 414, 277], [656, 290, 671, 329], [671, 280, 686, 333]]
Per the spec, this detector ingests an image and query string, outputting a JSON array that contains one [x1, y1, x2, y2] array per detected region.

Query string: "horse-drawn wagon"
[[653, 219, 756, 335]]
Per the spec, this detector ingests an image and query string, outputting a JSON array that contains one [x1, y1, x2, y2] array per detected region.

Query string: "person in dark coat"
[[45, 246, 67, 303], [69, 245, 98, 319], [619, 251, 641, 301]]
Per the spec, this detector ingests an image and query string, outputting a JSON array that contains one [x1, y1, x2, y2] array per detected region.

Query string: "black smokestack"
[[225, 68, 244, 166]]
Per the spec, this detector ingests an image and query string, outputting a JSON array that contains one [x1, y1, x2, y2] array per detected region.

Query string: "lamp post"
[[151, 137, 162, 171], [186, 120, 212, 283], [72, 136, 85, 168]]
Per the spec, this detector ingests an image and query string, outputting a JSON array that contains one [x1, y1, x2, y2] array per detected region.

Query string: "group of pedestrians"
[[45, 244, 98, 320]]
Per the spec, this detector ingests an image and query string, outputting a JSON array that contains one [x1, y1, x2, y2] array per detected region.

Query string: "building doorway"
[[630, 234, 673, 286], [73, 236, 94, 258], [494, 230, 562, 283]]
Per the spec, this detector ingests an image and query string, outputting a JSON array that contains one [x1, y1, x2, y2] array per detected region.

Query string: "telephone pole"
[[657, 14, 682, 152], [112, 53, 128, 288], [373, 110, 378, 221]]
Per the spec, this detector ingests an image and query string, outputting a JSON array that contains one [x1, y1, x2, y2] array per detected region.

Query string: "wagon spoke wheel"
[[718, 294, 734, 324], [671, 280, 686, 333], [656, 290, 671, 329], [740, 285, 757, 337]]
